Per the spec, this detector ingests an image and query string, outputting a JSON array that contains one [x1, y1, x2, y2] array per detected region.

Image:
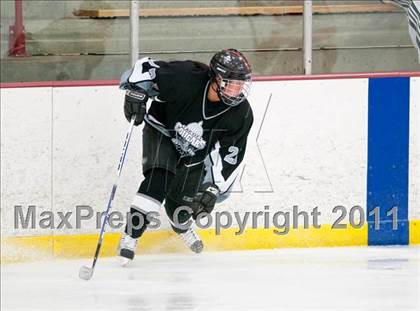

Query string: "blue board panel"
[[367, 77, 410, 245]]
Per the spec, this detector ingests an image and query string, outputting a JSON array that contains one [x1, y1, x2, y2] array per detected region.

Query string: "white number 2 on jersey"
[[224, 146, 239, 165]]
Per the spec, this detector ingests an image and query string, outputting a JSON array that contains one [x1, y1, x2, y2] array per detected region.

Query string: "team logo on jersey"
[[172, 121, 206, 157]]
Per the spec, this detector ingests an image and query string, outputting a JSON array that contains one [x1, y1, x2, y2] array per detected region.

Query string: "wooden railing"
[[73, 3, 401, 18]]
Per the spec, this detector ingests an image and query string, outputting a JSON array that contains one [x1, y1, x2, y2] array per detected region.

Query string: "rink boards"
[[1, 73, 420, 262]]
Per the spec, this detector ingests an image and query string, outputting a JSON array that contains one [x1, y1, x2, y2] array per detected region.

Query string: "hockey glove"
[[191, 183, 220, 219], [124, 89, 148, 126]]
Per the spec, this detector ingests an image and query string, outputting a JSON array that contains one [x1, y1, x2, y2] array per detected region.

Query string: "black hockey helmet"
[[209, 49, 252, 107]]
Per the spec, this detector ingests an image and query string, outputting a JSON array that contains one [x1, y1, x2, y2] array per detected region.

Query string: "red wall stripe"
[[1, 71, 420, 89]]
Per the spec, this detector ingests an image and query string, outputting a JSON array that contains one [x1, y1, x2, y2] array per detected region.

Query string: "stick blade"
[[79, 265, 94, 281]]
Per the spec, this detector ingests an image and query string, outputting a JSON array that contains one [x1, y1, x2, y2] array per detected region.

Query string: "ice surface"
[[2, 247, 419, 311]]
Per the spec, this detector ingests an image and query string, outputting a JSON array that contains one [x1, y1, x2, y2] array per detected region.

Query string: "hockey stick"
[[79, 116, 136, 281]]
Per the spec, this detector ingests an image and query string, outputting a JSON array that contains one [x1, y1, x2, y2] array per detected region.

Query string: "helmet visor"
[[218, 77, 251, 106]]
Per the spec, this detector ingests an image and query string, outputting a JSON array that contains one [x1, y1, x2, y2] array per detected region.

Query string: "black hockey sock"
[[165, 196, 193, 234], [124, 207, 149, 239]]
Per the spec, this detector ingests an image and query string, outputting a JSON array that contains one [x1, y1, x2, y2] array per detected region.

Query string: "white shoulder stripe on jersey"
[[128, 57, 160, 83]]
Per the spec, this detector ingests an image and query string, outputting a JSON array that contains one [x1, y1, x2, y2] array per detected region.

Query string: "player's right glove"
[[124, 88, 148, 126], [191, 183, 220, 219]]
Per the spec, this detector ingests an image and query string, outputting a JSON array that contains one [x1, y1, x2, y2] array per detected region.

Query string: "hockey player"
[[117, 49, 253, 265]]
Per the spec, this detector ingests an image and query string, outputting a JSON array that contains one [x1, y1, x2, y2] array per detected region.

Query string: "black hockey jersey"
[[120, 57, 253, 194]]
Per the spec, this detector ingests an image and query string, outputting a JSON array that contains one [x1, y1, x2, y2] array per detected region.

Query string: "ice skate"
[[178, 227, 203, 253], [117, 233, 138, 266]]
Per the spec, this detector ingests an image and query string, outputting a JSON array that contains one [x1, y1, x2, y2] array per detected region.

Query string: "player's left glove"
[[191, 182, 220, 219], [124, 88, 148, 126]]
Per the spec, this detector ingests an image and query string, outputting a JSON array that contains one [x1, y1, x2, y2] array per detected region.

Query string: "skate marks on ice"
[[2, 247, 419, 311]]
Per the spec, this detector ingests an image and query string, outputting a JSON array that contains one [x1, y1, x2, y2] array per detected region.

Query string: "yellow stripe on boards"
[[409, 220, 420, 245], [7, 219, 420, 263], [1, 223, 371, 264]]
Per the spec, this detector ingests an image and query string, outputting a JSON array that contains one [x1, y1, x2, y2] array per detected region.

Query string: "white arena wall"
[[1, 74, 419, 261]]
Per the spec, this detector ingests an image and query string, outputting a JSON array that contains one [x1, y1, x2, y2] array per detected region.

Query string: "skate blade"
[[118, 256, 132, 267]]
